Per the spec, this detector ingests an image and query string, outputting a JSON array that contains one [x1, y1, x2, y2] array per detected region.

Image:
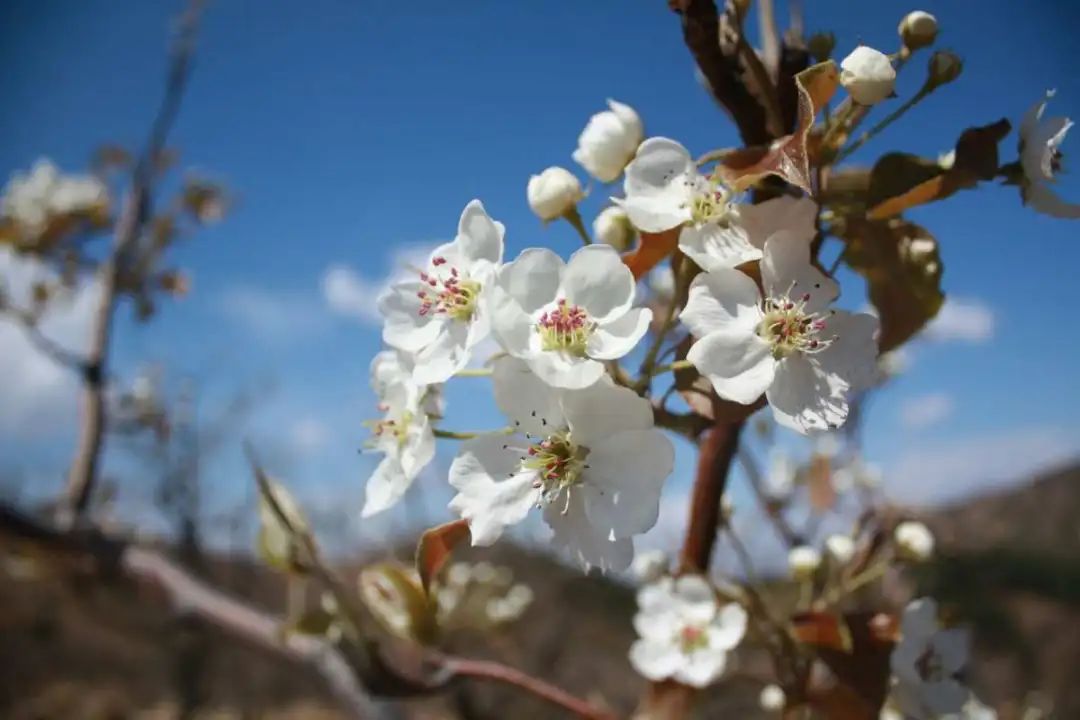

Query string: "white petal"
[[735, 196, 818, 248], [492, 355, 565, 436], [527, 351, 605, 390], [673, 575, 717, 624], [633, 607, 680, 642], [812, 310, 879, 392], [674, 648, 727, 688], [448, 434, 541, 546], [709, 603, 748, 650], [629, 639, 683, 681], [400, 416, 435, 479], [379, 282, 444, 352], [900, 597, 940, 646], [562, 244, 636, 322], [767, 354, 848, 434], [490, 286, 535, 357], [544, 490, 633, 572], [761, 234, 838, 312], [924, 679, 970, 716], [688, 330, 776, 405], [679, 222, 762, 272], [620, 137, 694, 232], [581, 429, 673, 539], [456, 199, 504, 264], [361, 456, 413, 518], [680, 269, 763, 339], [562, 380, 654, 447], [588, 306, 651, 360], [1028, 182, 1080, 219], [412, 321, 471, 385], [497, 247, 563, 314], [933, 628, 970, 674]]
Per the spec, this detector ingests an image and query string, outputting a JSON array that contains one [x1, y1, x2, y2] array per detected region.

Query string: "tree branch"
[[679, 420, 744, 573]]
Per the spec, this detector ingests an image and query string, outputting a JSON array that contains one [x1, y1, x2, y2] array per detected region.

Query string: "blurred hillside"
[[1, 462, 1078, 720]]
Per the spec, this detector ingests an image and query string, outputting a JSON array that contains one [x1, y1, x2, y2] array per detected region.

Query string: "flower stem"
[[562, 206, 592, 246], [433, 427, 512, 440], [454, 367, 493, 377], [817, 559, 889, 608], [650, 359, 694, 377], [834, 86, 932, 163]]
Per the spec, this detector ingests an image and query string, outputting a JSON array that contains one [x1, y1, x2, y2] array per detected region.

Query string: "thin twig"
[[736, 445, 803, 548], [2, 302, 90, 372]]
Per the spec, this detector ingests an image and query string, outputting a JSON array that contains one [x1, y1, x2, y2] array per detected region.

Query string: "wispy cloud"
[[921, 297, 995, 343], [899, 392, 954, 430], [219, 285, 327, 342], [289, 416, 331, 455], [321, 242, 441, 325]]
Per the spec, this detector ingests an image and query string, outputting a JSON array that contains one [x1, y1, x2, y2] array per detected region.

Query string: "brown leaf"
[[415, 519, 470, 595], [839, 218, 944, 352], [806, 454, 835, 512], [358, 563, 437, 644], [717, 60, 840, 194], [623, 227, 680, 280]]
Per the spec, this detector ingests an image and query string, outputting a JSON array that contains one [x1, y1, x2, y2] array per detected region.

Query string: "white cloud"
[[922, 298, 995, 343], [899, 392, 954, 429], [289, 416, 330, 455], [0, 248, 97, 437], [219, 285, 325, 341], [321, 242, 440, 325], [885, 426, 1080, 505]]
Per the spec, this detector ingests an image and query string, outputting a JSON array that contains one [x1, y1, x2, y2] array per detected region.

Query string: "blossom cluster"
[[0, 158, 108, 245]]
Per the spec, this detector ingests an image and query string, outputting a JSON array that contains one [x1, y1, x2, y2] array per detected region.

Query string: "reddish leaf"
[[806, 454, 836, 512], [792, 611, 853, 652], [415, 519, 470, 595], [623, 227, 680, 280], [717, 60, 839, 194]]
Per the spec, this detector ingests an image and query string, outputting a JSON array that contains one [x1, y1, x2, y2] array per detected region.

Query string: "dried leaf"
[[717, 60, 840, 194], [415, 518, 471, 595], [806, 453, 835, 512], [254, 472, 314, 575], [623, 227, 680, 281], [358, 563, 437, 644], [182, 178, 229, 224], [839, 218, 944, 352]]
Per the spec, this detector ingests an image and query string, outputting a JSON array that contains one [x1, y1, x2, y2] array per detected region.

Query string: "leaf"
[[806, 453, 835, 512], [254, 469, 314, 575], [415, 519, 471, 595], [181, 178, 229, 224], [358, 563, 437, 644], [867, 119, 1011, 219], [623, 227, 680, 281], [717, 60, 840, 194], [839, 218, 944, 352]]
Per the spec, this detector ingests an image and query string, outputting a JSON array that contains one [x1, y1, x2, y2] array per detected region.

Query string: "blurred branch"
[[1, 301, 90, 373], [64, 0, 204, 524], [679, 421, 744, 573], [736, 444, 803, 548]]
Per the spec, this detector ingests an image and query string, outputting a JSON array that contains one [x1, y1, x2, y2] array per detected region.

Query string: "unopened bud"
[[840, 46, 896, 105], [807, 32, 836, 62], [593, 205, 635, 251], [927, 50, 962, 90], [788, 545, 822, 580], [527, 166, 583, 222], [898, 11, 938, 51], [894, 520, 934, 561]]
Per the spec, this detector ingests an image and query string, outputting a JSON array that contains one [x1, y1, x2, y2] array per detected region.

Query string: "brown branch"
[[0, 302, 90, 373], [64, 0, 204, 523], [678, 420, 744, 574]]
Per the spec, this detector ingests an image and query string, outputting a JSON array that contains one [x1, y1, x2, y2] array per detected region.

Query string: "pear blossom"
[[573, 99, 644, 183], [760, 684, 786, 712], [898, 11, 938, 50], [631, 549, 669, 583], [680, 235, 879, 434], [895, 520, 935, 561], [490, 244, 651, 389], [943, 696, 998, 720], [448, 357, 673, 572], [840, 46, 896, 105], [788, 545, 822, 579], [593, 205, 635, 251], [360, 351, 437, 517], [1017, 90, 1080, 219], [527, 166, 583, 222], [1, 158, 107, 241], [892, 598, 971, 719], [378, 200, 505, 384], [825, 534, 856, 564], [629, 575, 747, 687]]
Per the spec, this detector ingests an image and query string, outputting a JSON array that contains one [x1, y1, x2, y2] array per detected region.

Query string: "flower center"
[[916, 647, 947, 683], [365, 409, 414, 449], [687, 176, 734, 226], [416, 256, 481, 322], [757, 289, 833, 359], [677, 624, 709, 654], [537, 299, 595, 356], [504, 426, 590, 512]]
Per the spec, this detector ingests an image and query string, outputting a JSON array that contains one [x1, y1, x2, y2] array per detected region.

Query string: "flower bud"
[[927, 50, 963, 90], [825, 534, 855, 564], [759, 684, 786, 712], [840, 46, 896, 105], [573, 99, 643, 183], [593, 205, 635, 251], [788, 545, 822, 579], [894, 520, 934, 561], [807, 32, 836, 62], [898, 11, 938, 50], [527, 166, 583, 222], [631, 549, 668, 583]]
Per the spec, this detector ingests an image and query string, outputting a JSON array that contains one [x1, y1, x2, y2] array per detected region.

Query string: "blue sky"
[[2, 0, 1079, 553]]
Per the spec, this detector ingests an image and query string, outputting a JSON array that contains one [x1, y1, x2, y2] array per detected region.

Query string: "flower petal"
[[562, 381, 655, 447], [588, 306, 651, 360], [681, 269, 762, 339], [492, 355, 565, 436], [629, 639, 683, 681], [735, 196, 818, 248], [497, 247, 563, 314], [490, 286, 535, 357], [673, 575, 717, 624], [678, 221, 762, 272], [813, 310, 879, 392], [933, 628, 970, 674], [1028, 182, 1080, 219], [760, 234, 838, 312], [456, 199, 504, 264], [674, 647, 727, 688], [379, 282, 444, 352], [543, 490, 633, 572], [400, 416, 435, 480], [620, 137, 694, 232], [527, 350, 605, 390], [709, 603, 748, 650], [361, 456, 413, 518], [766, 354, 848, 434], [687, 330, 776, 405], [562, 244, 636, 322], [448, 434, 541, 546], [582, 429, 673, 539], [412, 321, 471, 385]]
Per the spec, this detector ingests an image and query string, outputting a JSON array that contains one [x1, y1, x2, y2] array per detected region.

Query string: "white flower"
[[593, 205, 635, 251], [448, 357, 674, 572], [629, 575, 747, 687], [825, 534, 856, 564], [619, 137, 759, 270], [895, 520, 934, 561], [766, 448, 796, 498], [1, 158, 107, 239], [360, 351, 436, 517], [760, 684, 786, 711], [527, 166, 584, 222], [840, 46, 896, 105], [379, 200, 505, 384], [680, 236, 879, 434], [573, 99, 644, 183], [788, 545, 822, 579], [1018, 90, 1080, 219], [491, 244, 651, 389], [892, 598, 971, 719], [631, 549, 669, 583], [898, 11, 938, 50]]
